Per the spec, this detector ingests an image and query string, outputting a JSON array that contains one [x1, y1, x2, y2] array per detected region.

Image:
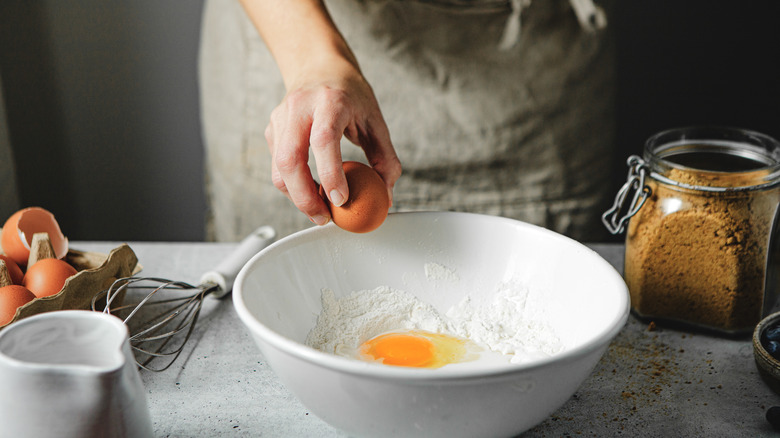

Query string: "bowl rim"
[[233, 211, 630, 382], [753, 310, 780, 367]]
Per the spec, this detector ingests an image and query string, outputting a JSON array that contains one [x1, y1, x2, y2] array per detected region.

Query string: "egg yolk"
[[359, 330, 477, 368], [364, 333, 434, 367]]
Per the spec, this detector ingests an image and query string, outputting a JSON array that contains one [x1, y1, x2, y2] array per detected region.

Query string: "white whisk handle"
[[200, 226, 277, 298]]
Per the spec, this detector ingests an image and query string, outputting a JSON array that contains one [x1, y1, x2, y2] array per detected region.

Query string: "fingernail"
[[329, 189, 346, 207], [310, 215, 329, 226]]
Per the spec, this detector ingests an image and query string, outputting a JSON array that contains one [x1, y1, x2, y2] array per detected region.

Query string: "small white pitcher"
[[0, 310, 153, 438]]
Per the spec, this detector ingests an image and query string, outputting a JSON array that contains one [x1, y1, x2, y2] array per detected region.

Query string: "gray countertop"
[[73, 241, 780, 437]]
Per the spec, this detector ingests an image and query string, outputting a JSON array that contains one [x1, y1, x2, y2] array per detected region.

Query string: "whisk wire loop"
[[89, 226, 278, 372], [92, 276, 219, 372]]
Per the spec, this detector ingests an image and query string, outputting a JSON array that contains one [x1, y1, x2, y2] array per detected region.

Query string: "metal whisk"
[[92, 226, 277, 371]]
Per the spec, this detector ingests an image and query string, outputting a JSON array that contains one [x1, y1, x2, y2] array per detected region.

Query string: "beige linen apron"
[[199, 0, 616, 241]]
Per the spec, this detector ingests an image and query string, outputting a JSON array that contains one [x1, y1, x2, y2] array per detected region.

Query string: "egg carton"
[[0, 244, 140, 330]]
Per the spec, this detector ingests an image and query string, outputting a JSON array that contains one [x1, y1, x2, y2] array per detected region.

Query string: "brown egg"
[[322, 161, 390, 233], [22, 258, 78, 298], [0, 285, 36, 326], [0, 255, 24, 285], [1, 207, 69, 267]]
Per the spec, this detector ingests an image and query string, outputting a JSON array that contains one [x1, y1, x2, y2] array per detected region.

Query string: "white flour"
[[446, 284, 563, 362], [306, 284, 562, 364], [424, 262, 459, 282], [305, 286, 450, 357]]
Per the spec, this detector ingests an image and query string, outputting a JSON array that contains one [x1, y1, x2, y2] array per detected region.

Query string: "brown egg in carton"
[[0, 229, 141, 330]]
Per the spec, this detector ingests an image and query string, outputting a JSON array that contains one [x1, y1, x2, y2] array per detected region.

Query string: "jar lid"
[[645, 126, 780, 193], [603, 126, 780, 234]]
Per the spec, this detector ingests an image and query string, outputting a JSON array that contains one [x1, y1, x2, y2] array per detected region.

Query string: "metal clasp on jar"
[[602, 156, 652, 234]]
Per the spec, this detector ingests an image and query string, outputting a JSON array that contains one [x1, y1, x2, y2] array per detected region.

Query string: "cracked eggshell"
[[1, 207, 69, 267]]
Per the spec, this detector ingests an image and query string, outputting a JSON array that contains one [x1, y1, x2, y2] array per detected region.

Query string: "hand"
[[265, 65, 402, 226], [239, 0, 401, 225]]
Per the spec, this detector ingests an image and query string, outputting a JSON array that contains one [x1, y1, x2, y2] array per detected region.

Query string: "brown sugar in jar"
[[605, 127, 780, 335]]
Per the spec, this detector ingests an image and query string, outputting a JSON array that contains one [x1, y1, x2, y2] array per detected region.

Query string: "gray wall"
[[0, 72, 21, 221], [0, 0, 206, 241], [1, 1, 779, 242]]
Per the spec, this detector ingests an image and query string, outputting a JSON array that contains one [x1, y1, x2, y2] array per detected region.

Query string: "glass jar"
[[604, 127, 780, 335]]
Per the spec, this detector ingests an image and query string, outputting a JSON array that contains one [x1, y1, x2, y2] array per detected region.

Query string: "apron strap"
[[569, 0, 607, 32], [499, 0, 606, 50], [498, 0, 528, 50]]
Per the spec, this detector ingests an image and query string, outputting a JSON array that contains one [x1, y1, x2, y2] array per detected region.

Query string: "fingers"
[[271, 96, 332, 225], [310, 92, 351, 209], [366, 129, 402, 205], [266, 79, 403, 226], [265, 122, 287, 198], [361, 115, 402, 206]]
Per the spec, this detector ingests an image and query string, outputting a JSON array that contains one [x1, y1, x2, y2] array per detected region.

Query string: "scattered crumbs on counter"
[[524, 317, 755, 436]]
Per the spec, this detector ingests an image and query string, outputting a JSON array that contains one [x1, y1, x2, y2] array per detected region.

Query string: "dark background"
[[615, 2, 780, 156], [1, 1, 779, 242]]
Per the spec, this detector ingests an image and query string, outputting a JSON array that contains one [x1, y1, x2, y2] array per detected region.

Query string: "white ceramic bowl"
[[234, 212, 629, 438]]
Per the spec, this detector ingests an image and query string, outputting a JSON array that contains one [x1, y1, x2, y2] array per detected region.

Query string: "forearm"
[[238, 0, 402, 226], [239, 0, 361, 90]]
